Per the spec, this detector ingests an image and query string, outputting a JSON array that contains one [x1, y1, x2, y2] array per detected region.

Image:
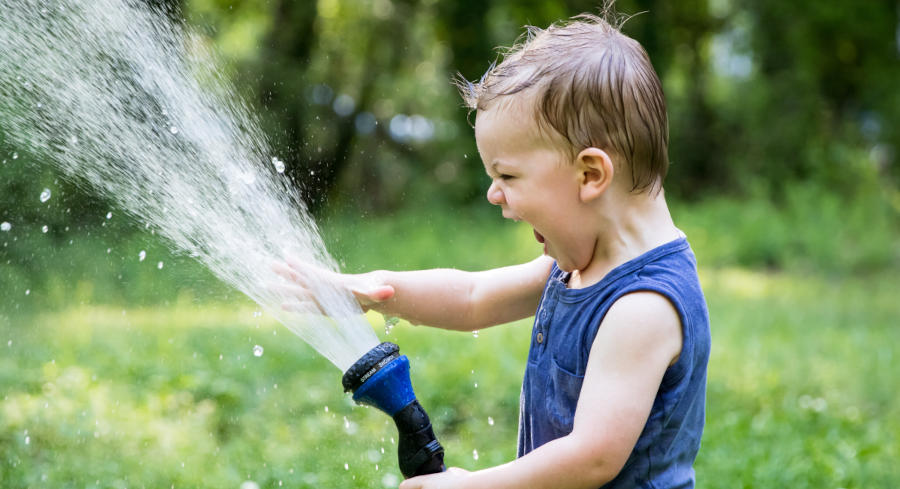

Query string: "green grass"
[[698, 268, 898, 487], [1, 192, 898, 487], [1, 268, 897, 488]]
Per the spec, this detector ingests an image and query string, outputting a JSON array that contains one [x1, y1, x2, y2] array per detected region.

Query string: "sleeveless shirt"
[[517, 237, 710, 489]]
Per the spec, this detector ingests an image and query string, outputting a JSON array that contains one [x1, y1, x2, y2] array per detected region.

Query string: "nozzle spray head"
[[342, 342, 446, 478]]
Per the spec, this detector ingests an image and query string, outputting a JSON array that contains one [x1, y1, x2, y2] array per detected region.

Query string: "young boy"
[[280, 11, 709, 489]]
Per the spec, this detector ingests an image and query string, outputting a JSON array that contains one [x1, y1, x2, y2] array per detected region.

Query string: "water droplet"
[[138, 250, 146, 261], [344, 463, 349, 470], [157, 261, 164, 269], [272, 157, 285, 173], [381, 473, 399, 488], [472, 330, 479, 338], [488, 416, 494, 426], [106, 212, 113, 219], [25, 289, 30, 296], [69, 135, 78, 145], [219, 354, 223, 360], [39, 188, 51, 202], [239, 482, 260, 489], [324, 406, 329, 413], [0, 222, 10, 232], [12, 152, 18, 159], [383, 315, 399, 334], [472, 449, 478, 460], [41, 225, 48, 233], [169, 126, 179, 135], [252, 345, 263, 357], [107, 248, 112, 254], [474, 382, 478, 388]]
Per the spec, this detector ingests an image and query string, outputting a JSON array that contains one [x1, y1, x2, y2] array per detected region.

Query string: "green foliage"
[[170, 0, 900, 209], [4, 0, 899, 217], [674, 182, 900, 273], [0, 214, 233, 313], [1, 266, 898, 487], [2, 192, 899, 487], [699, 268, 899, 487], [3, 179, 898, 315]]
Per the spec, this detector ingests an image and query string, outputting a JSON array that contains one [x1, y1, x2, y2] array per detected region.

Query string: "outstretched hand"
[[271, 257, 395, 314]]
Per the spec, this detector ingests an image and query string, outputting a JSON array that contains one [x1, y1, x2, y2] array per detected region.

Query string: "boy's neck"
[[568, 188, 680, 289]]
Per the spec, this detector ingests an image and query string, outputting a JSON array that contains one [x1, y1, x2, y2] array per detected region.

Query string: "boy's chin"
[[553, 257, 577, 273], [553, 253, 591, 274]]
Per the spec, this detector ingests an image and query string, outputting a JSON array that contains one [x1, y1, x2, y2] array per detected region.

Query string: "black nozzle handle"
[[393, 400, 446, 478]]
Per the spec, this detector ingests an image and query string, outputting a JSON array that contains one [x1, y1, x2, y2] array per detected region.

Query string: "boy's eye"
[[499, 174, 514, 181]]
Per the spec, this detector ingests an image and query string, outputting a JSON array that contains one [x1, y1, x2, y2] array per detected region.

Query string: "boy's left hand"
[[399, 468, 472, 489]]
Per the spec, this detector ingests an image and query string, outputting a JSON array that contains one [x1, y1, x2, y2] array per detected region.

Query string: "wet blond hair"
[[457, 9, 668, 192]]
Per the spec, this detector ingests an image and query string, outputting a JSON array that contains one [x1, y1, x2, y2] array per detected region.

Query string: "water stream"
[[0, 0, 379, 371]]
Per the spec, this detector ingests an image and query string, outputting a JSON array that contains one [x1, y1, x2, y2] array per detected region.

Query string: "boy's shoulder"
[[550, 236, 698, 296]]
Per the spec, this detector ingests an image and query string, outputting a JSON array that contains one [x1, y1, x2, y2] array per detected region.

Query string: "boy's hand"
[[271, 258, 395, 313], [398, 467, 472, 489]]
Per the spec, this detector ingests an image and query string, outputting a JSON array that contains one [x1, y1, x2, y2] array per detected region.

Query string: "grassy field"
[[1, 197, 898, 488]]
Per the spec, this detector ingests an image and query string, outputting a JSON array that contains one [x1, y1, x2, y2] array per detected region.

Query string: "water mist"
[[0, 0, 443, 477]]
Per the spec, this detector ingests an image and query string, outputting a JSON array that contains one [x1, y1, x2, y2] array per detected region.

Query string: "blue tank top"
[[517, 237, 710, 489]]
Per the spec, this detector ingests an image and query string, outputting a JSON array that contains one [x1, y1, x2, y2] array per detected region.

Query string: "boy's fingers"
[[284, 257, 330, 288], [270, 261, 299, 282], [280, 300, 322, 314], [267, 280, 329, 315], [284, 256, 321, 277], [353, 284, 395, 304], [268, 281, 313, 300], [281, 257, 389, 310]]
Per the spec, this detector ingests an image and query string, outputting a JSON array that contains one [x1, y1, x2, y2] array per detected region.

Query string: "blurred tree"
[[4, 0, 899, 217], [148, 0, 900, 207], [739, 0, 900, 195]]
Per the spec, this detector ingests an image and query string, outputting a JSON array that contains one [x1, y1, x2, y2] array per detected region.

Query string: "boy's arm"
[[276, 255, 553, 331], [370, 255, 553, 330], [399, 291, 684, 489]]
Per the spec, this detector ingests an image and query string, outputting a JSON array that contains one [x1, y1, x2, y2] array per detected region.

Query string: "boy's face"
[[474, 102, 597, 272]]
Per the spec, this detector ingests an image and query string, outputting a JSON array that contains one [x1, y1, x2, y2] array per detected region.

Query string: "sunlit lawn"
[[2, 265, 897, 488], [2, 196, 898, 488]]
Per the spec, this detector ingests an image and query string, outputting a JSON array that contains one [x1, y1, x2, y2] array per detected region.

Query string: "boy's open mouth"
[[533, 229, 545, 244]]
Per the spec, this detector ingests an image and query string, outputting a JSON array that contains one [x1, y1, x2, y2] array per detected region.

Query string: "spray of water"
[[0, 0, 379, 370]]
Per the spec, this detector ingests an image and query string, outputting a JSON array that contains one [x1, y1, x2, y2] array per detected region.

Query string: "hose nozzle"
[[342, 342, 446, 478]]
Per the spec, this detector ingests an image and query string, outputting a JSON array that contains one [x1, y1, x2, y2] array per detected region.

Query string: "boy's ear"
[[576, 147, 614, 202]]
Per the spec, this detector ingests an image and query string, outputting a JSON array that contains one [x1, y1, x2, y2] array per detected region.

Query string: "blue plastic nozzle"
[[342, 342, 446, 478]]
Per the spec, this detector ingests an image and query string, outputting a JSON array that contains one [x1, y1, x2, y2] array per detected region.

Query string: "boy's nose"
[[486, 181, 505, 206]]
